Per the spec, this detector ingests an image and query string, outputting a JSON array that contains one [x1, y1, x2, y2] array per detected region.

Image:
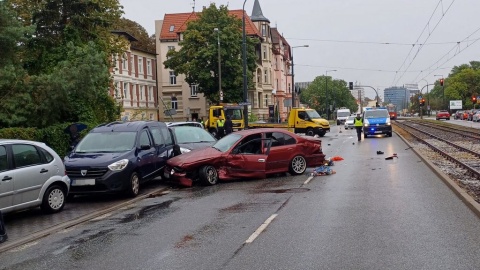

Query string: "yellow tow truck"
[[204, 104, 245, 137], [248, 108, 330, 137]]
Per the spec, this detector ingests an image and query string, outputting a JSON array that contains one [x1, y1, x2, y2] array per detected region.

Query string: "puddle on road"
[[119, 199, 176, 223], [253, 188, 310, 194]]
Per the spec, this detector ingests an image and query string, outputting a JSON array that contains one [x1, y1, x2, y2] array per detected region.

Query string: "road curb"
[[0, 186, 171, 254], [394, 130, 480, 219]]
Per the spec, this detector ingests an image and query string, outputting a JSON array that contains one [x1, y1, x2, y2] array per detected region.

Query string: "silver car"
[[344, 116, 355, 129], [0, 140, 70, 214]]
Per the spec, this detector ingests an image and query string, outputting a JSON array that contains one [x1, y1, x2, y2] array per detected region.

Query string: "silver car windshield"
[[212, 134, 242, 152], [75, 132, 137, 153]]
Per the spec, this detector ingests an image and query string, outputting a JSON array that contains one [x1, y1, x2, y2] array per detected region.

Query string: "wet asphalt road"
[[1, 125, 480, 269]]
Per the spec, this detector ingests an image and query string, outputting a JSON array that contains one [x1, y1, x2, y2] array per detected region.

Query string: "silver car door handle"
[[40, 168, 48, 173], [2, 176, 12, 181], [258, 159, 265, 162]]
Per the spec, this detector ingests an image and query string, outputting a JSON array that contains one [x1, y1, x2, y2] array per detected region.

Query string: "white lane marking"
[[245, 214, 278, 244], [304, 175, 314, 185]]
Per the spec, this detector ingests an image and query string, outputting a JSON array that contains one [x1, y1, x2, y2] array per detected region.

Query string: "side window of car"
[[283, 134, 296, 145], [12, 144, 42, 168], [237, 134, 262, 154], [266, 132, 284, 147], [139, 130, 152, 146], [298, 111, 306, 120], [150, 127, 165, 146], [39, 148, 54, 163], [0, 146, 8, 172], [160, 127, 174, 146]]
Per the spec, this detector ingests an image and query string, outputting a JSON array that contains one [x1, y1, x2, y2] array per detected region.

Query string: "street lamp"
[[214, 28, 222, 103], [325, 69, 337, 120], [434, 74, 444, 110], [242, 0, 248, 129], [291, 45, 309, 108]]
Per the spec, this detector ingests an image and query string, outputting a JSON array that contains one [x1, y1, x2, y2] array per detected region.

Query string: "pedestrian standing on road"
[[216, 117, 225, 139], [354, 113, 363, 142], [224, 115, 233, 135], [0, 210, 7, 244]]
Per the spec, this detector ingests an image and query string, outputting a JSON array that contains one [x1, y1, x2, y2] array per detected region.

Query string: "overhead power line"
[[392, 0, 457, 86], [285, 38, 465, 46]]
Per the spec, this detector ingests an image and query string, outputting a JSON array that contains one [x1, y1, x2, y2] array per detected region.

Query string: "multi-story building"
[[271, 28, 292, 122], [155, 0, 291, 122], [384, 86, 410, 112], [110, 31, 159, 121]]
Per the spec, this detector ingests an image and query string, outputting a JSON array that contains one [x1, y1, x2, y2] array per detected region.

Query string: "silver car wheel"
[[130, 173, 140, 196], [290, 156, 307, 175], [200, 165, 219, 185], [48, 188, 65, 210]]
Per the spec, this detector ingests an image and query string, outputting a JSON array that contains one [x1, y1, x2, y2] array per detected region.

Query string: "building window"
[[149, 113, 154, 120], [169, 71, 177, 85], [265, 94, 268, 107], [130, 55, 134, 72], [122, 53, 127, 70], [148, 86, 153, 100], [261, 24, 267, 37], [147, 60, 151, 75], [169, 25, 174, 32], [167, 46, 175, 60], [263, 46, 267, 60], [123, 82, 129, 99], [114, 82, 120, 99], [190, 84, 198, 97], [288, 83, 291, 94], [139, 85, 144, 100], [171, 96, 178, 109], [138, 58, 143, 74], [264, 69, 268, 83]]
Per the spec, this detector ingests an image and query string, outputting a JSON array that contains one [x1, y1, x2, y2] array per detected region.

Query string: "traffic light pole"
[[357, 85, 380, 107]]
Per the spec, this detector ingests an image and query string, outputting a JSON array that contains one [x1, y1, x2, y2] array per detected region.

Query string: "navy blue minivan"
[[64, 121, 174, 197]]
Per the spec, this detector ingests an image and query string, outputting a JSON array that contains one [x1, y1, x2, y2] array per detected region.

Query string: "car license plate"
[[72, 179, 95, 186], [163, 170, 170, 178], [374, 131, 382, 134]]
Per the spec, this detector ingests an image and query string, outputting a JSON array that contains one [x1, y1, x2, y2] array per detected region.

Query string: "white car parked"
[[0, 140, 70, 214], [344, 116, 355, 129]]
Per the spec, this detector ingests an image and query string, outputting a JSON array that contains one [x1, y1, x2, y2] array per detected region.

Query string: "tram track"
[[394, 120, 480, 202]]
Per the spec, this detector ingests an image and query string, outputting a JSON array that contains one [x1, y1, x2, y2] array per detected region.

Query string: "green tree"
[[0, 2, 34, 127], [300, 76, 357, 114], [117, 18, 155, 53], [164, 3, 257, 104]]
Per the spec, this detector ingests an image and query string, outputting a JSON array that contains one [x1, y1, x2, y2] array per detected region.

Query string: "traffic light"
[[420, 98, 425, 106], [439, 78, 444, 86], [472, 96, 477, 103], [349, 82, 353, 90]]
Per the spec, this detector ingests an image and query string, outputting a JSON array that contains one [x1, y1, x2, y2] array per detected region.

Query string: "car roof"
[[233, 128, 297, 137], [0, 139, 46, 146], [166, 121, 203, 127], [91, 121, 166, 132]]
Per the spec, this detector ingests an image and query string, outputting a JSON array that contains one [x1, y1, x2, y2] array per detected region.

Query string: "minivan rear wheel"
[[126, 172, 140, 197], [41, 185, 66, 214]]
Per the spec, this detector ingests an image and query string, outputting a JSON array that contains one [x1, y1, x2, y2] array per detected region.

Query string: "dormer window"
[[169, 25, 175, 32]]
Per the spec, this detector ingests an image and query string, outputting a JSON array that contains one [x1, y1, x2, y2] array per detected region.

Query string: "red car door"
[[227, 137, 268, 179], [264, 132, 295, 173]]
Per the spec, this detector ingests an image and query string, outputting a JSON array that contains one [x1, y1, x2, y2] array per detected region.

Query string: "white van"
[[336, 108, 351, 125]]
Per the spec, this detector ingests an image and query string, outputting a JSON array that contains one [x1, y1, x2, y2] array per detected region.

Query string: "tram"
[[386, 104, 397, 120]]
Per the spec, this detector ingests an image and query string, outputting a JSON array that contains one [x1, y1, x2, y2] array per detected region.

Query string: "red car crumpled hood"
[[167, 147, 221, 168]]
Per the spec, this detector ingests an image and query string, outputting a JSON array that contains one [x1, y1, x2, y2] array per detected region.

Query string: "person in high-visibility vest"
[[216, 117, 225, 139], [353, 114, 363, 142]]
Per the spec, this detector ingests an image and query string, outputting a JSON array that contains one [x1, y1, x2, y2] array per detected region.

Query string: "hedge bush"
[[0, 122, 97, 158]]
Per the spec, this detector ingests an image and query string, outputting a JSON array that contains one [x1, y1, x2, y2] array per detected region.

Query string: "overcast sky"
[[119, 0, 480, 98]]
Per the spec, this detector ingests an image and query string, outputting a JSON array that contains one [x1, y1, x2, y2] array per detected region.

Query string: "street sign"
[[238, 102, 251, 106], [418, 95, 422, 100]]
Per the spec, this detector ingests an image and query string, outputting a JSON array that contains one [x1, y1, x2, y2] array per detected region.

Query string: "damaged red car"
[[163, 128, 325, 187]]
